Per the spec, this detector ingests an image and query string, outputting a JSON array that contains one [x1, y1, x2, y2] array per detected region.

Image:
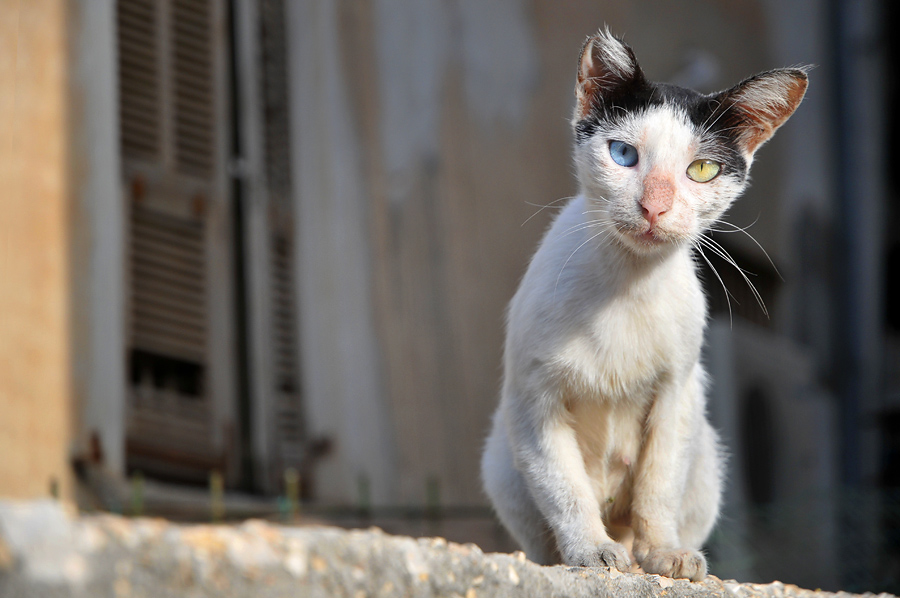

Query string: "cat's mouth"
[[613, 221, 682, 251], [637, 229, 662, 243], [617, 222, 666, 245]]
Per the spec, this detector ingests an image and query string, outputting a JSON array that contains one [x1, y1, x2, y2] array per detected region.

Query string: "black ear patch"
[[575, 29, 647, 121]]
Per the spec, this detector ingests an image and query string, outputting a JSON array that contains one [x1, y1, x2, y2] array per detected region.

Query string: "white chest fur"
[[504, 195, 706, 406], [500, 195, 708, 517]]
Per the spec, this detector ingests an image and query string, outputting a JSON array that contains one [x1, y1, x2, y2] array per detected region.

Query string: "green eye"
[[686, 159, 721, 183]]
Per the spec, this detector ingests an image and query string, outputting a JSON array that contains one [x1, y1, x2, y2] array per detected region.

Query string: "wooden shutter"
[[172, 0, 215, 178], [259, 0, 306, 477], [130, 207, 207, 362], [269, 217, 304, 466], [118, 0, 160, 162], [118, 0, 227, 482]]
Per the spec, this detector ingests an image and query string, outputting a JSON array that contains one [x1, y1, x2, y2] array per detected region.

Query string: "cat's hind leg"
[[481, 417, 556, 565]]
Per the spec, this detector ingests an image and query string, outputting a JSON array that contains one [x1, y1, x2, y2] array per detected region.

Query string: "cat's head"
[[571, 29, 807, 256]]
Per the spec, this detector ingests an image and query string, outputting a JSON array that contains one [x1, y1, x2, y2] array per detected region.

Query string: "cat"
[[481, 29, 807, 581]]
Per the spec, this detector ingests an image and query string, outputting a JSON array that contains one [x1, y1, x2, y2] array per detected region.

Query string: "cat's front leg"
[[502, 397, 631, 571], [631, 371, 709, 581]]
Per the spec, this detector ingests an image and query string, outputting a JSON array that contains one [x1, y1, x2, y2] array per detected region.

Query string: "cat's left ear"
[[715, 68, 809, 158]]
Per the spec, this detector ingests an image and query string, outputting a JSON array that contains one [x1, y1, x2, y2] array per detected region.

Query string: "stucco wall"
[[0, 0, 74, 500]]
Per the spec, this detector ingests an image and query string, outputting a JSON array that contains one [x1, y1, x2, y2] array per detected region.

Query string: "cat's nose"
[[641, 204, 667, 227], [640, 176, 675, 227]]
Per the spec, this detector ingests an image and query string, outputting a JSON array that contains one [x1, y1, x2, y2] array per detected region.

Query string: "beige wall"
[[0, 0, 74, 499]]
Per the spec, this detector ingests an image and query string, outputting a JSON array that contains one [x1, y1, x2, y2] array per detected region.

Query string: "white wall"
[[287, 0, 399, 505], [70, 0, 127, 478]]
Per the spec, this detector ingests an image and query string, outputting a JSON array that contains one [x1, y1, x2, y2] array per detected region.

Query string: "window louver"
[[260, 0, 305, 470], [271, 229, 304, 455], [130, 206, 207, 362], [118, 0, 159, 161], [260, 0, 292, 205], [271, 234, 297, 394], [173, 0, 214, 177]]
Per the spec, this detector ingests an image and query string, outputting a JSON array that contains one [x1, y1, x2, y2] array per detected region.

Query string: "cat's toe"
[[639, 548, 706, 581], [571, 542, 632, 571]]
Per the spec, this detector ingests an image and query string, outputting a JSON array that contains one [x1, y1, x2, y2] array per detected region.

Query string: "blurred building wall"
[[289, 0, 825, 508], [69, 0, 127, 487], [0, 0, 75, 500]]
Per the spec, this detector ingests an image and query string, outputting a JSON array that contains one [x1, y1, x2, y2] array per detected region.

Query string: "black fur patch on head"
[[685, 90, 749, 181], [574, 79, 749, 181], [574, 119, 599, 144]]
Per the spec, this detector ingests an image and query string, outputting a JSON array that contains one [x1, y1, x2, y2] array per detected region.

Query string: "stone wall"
[[0, 501, 892, 598]]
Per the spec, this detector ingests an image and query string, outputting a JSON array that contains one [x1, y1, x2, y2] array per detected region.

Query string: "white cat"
[[481, 29, 807, 581]]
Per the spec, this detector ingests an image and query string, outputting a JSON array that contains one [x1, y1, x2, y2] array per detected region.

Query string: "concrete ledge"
[[0, 500, 892, 598]]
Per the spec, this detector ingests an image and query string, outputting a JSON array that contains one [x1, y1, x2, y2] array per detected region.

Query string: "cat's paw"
[[638, 548, 707, 581], [568, 542, 632, 571]]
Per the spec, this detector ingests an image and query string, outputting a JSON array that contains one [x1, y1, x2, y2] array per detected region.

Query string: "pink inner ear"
[[576, 81, 596, 120], [575, 41, 601, 120], [737, 113, 779, 155], [731, 73, 808, 156]]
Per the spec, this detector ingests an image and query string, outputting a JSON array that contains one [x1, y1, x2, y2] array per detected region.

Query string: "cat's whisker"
[[702, 99, 739, 137], [695, 235, 752, 276], [582, 200, 615, 213], [697, 235, 769, 317], [699, 234, 751, 272], [707, 124, 745, 136], [583, 196, 613, 207], [698, 99, 722, 132], [692, 240, 734, 326], [710, 245, 769, 317], [696, 239, 762, 311], [707, 214, 760, 234], [707, 219, 782, 280], [554, 225, 616, 297], [522, 196, 578, 227], [560, 219, 614, 238], [703, 104, 734, 135], [566, 221, 616, 241]]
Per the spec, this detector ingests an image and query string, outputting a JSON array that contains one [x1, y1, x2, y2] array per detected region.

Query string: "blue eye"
[[609, 140, 638, 167]]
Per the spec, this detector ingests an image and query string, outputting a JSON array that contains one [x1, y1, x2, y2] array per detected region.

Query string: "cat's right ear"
[[714, 68, 809, 158], [575, 29, 644, 120]]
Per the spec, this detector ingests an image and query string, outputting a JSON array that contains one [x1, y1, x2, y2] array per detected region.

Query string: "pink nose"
[[641, 176, 675, 228]]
